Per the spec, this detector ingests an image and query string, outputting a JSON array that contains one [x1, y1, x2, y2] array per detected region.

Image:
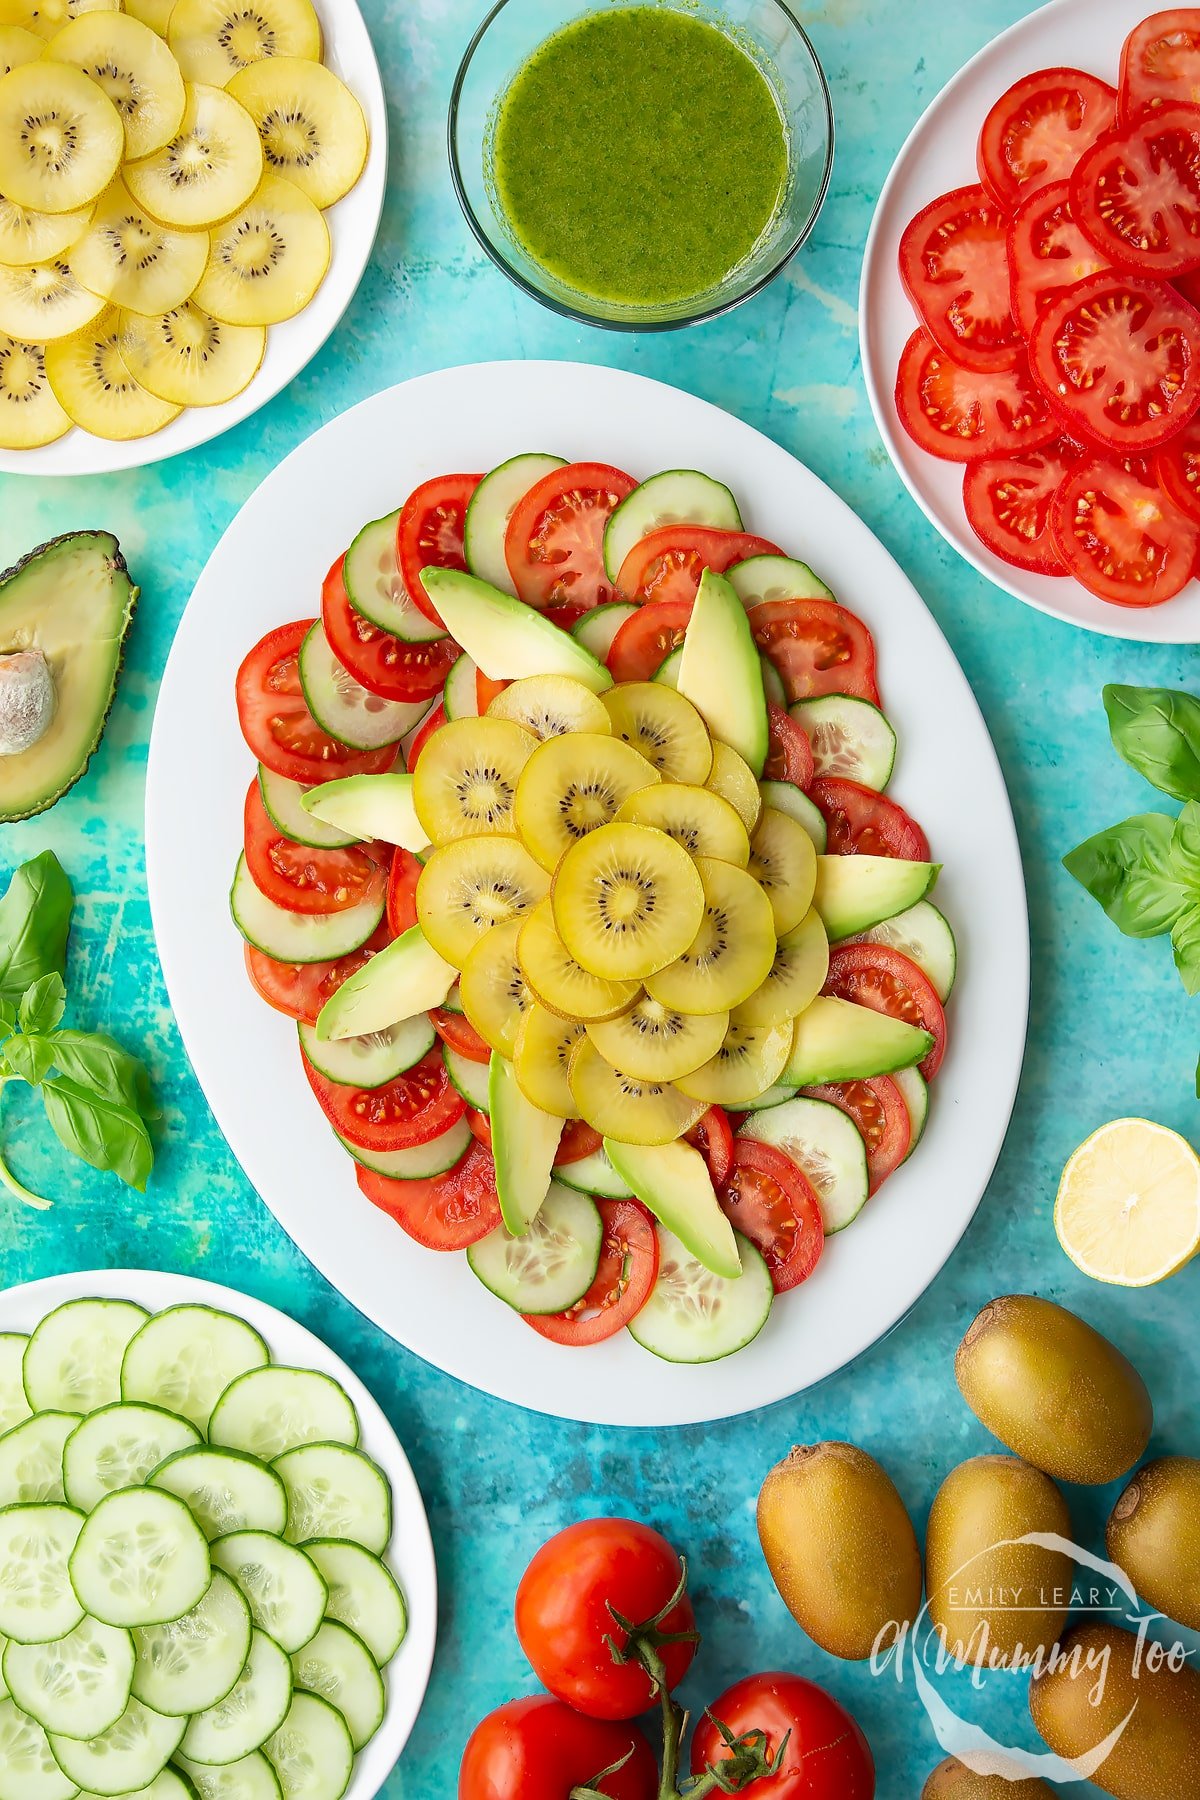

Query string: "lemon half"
[[1055, 1117, 1200, 1287]]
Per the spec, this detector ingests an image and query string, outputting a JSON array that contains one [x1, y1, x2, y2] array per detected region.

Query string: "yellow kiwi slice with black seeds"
[[3, 1, 121, 42], [169, 0, 321, 88], [458, 917, 533, 1059], [0, 194, 93, 266], [0, 61, 124, 212], [0, 255, 104, 339], [514, 731, 661, 873], [645, 856, 777, 1015], [124, 0, 177, 34], [517, 897, 639, 1023], [118, 298, 264, 404], [675, 1013, 794, 1106], [45, 305, 181, 438], [513, 1003, 584, 1119], [124, 81, 263, 228], [705, 740, 762, 832], [0, 331, 70, 446], [567, 1038, 706, 1146], [487, 673, 612, 742], [71, 179, 209, 312], [748, 805, 817, 935], [585, 997, 729, 1085], [227, 55, 366, 209], [45, 12, 186, 158], [0, 23, 42, 73], [736, 908, 829, 1029], [551, 822, 705, 983], [416, 835, 550, 968], [601, 681, 712, 785], [194, 170, 328, 324], [412, 714, 537, 846], [617, 781, 749, 867]]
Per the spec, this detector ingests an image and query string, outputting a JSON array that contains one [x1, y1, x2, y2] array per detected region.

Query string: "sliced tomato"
[[809, 777, 931, 860], [505, 461, 637, 610], [235, 620, 397, 785], [763, 702, 815, 786], [962, 439, 1081, 575], [978, 68, 1116, 213], [386, 848, 422, 936], [302, 1047, 464, 1152], [1007, 180, 1110, 338], [244, 922, 390, 1026], [543, 601, 591, 632], [1072, 107, 1200, 278], [322, 555, 458, 703], [429, 1005, 491, 1063], [1050, 454, 1200, 605], [554, 1119, 604, 1165], [605, 599, 694, 683], [748, 600, 880, 706], [898, 184, 1022, 372], [357, 1141, 501, 1250], [475, 669, 510, 711], [466, 1107, 492, 1149], [685, 1106, 734, 1187], [405, 702, 445, 772], [525, 1199, 659, 1346], [717, 1140, 824, 1294], [823, 944, 947, 1080], [1121, 10, 1200, 118], [615, 527, 783, 607], [243, 781, 386, 917], [1153, 416, 1200, 522], [397, 473, 481, 627], [895, 329, 1057, 463], [803, 1077, 912, 1193]]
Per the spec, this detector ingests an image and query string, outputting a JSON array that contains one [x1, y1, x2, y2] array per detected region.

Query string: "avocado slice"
[[302, 773, 427, 851], [316, 925, 455, 1042], [783, 996, 932, 1087], [421, 568, 613, 693], [489, 1054, 563, 1235], [604, 1138, 741, 1280], [0, 531, 137, 822], [676, 568, 768, 776], [814, 855, 939, 941]]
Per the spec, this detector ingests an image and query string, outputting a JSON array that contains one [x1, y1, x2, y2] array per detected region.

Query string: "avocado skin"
[[0, 529, 139, 823]]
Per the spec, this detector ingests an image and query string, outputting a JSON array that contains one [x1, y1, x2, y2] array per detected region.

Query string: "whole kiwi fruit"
[[923, 1757, 1054, 1798], [1106, 1455, 1200, 1630]]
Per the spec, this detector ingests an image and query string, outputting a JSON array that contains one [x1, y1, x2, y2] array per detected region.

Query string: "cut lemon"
[[1055, 1117, 1200, 1288]]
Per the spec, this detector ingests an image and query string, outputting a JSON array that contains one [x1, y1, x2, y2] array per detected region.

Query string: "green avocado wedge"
[[489, 1054, 563, 1236], [604, 1137, 741, 1280], [783, 996, 932, 1087], [420, 567, 613, 692], [676, 568, 768, 776], [0, 532, 137, 822]]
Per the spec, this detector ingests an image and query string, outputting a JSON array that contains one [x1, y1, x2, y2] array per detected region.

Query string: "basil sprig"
[[0, 853, 158, 1210]]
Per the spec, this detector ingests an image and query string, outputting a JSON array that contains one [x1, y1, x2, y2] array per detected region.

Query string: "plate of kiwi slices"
[[146, 360, 1029, 1428], [0, 0, 385, 474]]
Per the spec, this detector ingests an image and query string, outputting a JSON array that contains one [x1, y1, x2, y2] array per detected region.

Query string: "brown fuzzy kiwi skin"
[[922, 1757, 1053, 1799]]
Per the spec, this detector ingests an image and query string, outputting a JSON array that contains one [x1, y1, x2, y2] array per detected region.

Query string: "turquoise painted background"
[[2, 1, 1198, 1793]]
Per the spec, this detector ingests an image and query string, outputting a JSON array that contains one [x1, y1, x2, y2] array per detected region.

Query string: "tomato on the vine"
[[691, 1673, 875, 1799], [459, 1696, 658, 1800]]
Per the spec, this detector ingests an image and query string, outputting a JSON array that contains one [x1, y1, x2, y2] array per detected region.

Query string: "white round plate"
[[0, 0, 386, 478], [860, 0, 1200, 643], [0, 1267, 436, 1797], [146, 359, 1029, 1429]]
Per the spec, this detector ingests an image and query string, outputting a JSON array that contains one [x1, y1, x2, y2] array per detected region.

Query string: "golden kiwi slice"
[[568, 1039, 706, 1146], [45, 12, 186, 158], [194, 171, 328, 325], [0, 23, 42, 73], [586, 998, 729, 1085], [514, 731, 661, 874], [0, 195, 93, 266], [675, 1013, 794, 1106], [71, 179, 209, 313], [169, 0, 322, 88], [416, 835, 550, 968], [737, 908, 829, 1029], [124, 82, 263, 229], [617, 782, 750, 867], [412, 714, 538, 846], [513, 1003, 584, 1119], [0, 332, 70, 446], [487, 674, 612, 742], [551, 822, 705, 983], [227, 55, 367, 209], [4, 1, 121, 42], [123, 0, 177, 36], [645, 856, 777, 1015], [748, 806, 817, 935], [517, 897, 639, 1023], [118, 299, 264, 404], [0, 61, 124, 212], [45, 306, 181, 439], [705, 740, 762, 832], [602, 681, 712, 785], [458, 917, 533, 1058], [0, 256, 104, 340]]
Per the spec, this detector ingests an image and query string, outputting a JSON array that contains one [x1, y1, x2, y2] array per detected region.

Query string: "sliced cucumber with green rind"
[[0, 1695, 79, 1800], [63, 1403, 202, 1514], [465, 454, 567, 594], [442, 1043, 489, 1112], [758, 780, 826, 851], [847, 899, 957, 1002], [264, 1690, 352, 1800], [230, 856, 383, 965], [442, 653, 480, 720], [0, 1634, 7, 1702], [176, 1747, 283, 1799], [0, 1504, 84, 1643], [131, 1570, 252, 1719], [339, 1114, 472, 1179], [178, 1629, 292, 1767], [121, 1307, 270, 1437], [23, 1299, 149, 1416], [298, 624, 425, 751], [0, 1338, 30, 1436], [603, 470, 742, 582], [628, 1228, 772, 1364], [210, 1533, 328, 1657], [467, 1184, 602, 1315], [50, 1694, 185, 1796], [147, 1447, 287, 1542], [257, 768, 358, 850], [3, 1613, 133, 1739], [301, 1541, 405, 1666], [344, 511, 445, 643], [893, 1066, 929, 1159], [734, 1081, 799, 1112], [652, 646, 682, 688], [272, 1446, 390, 1556], [571, 601, 636, 662], [759, 653, 786, 708], [791, 695, 897, 790], [0, 1412, 80, 1507], [92, 1769, 198, 1800], [209, 1371, 359, 1466], [288, 1621, 382, 1752], [298, 1012, 434, 1089], [552, 1146, 632, 1201], [738, 1097, 869, 1232], [727, 554, 834, 606], [70, 1489, 211, 1630]]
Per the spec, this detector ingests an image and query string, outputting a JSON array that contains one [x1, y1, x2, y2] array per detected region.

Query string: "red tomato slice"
[[764, 701, 815, 786], [898, 184, 1022, 372], [717, 1140, 824, 1294], [1029, 271, 1200, 452], [465, 1107, 492, 1149], [615, 527, 783, 607], [823, 944, 947, 1079], [505, 461, 637, 610], [386, 848, 422, 936], [748, 600, 880, 706], [1121, 10, 1200, 118], [1153, 416, 1200, 522], [554, 1119, 604, 1165], [895, 328, 1057, 463], [809, 777, 931, 859], [1007, 180, 1110, 338], [236, 620, 397, 785], [978, 68, 1116, 213], [405, 702, 445, 772], [962, 438, 1081, 575], [525, 1199, 659, 1346], [475, 669, 510, 711], [605, 598, 694, 683], [803, 1077, 912, 1193], [302, 1047, 464, 1152], [244, 781, 386, 917], [322, 555, 458, 704], [356, 1140, 501, 1250], [429, 1005, 491, 1064], [1072, 107, 1200, 278], [685, 1106, 734, 1187], [244, 923, 390, 1026], [397, 473, 481, 627], [1050, 453, 1200, 605]]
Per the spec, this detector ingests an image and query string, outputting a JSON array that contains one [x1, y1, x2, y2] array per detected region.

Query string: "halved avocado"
[[0, 531, 137, 822]]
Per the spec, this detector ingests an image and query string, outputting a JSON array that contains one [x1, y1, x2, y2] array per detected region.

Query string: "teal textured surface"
[[1, 2, 1198, 1794]]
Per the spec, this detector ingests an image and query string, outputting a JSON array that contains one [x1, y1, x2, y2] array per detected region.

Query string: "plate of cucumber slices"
[[0, 1268, 437, 1799], [146, 360, 1029, 1427]]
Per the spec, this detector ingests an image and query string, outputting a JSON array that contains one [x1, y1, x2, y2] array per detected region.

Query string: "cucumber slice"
[[176, 1748, 283, 1800], [344, 510, 445, 643], [442, 653, 481, 721], [288, 1622, 382, 1752], [257, 768, 358, 851], [443, 1043, 489, 1111], [121, 1307, 270, 1436], [272, 1445, 391, 1556], [63, 1405, 202, 1515], [4, 1613, 132, 1739], [88, 1770, 196, 1800], [628, 1228, 772, 1363], [210, 1533, 328, 1656], [847, 899, 957, 1003], [132, 1570, 251, 1719], [467, 1184, 602, 1315], [179, 1630, 293, 1767], [0, 1412, 80, 1506], [440, 983, 465, 1014], [738, 1097, 869, 1232], [23, 1299, 149, 1416], [147, 1447, 287, 1541], [339, 1114, 472, 1178], [464, 454, 567, 593], [50, 1696, 185, 1796], [301, 1542, 405, 1666], [571, 601, 636, 662], [791, 695, 897, 790], [727, 554, 834, 606], [0, 1505, 84, 1643], [298, 624, 424, 751], [736, 1082, 799, 1112], [652, 646, 681, 688], [209, 1371, 359, 1465], [0, 1338, 30, 1435], [230, 856, 383, 964], [0, 1635, 7, 1701], [70, 1490, 211, 1630], [398, 697, 440, 767], [552, 1146, 632, 1201], [759, 653, 787, 709], [603, 470, 742, 582], [893, 1065, 929, 1158], [758, 780, 827, 851], [264, 1690, 353, 1800], [0, 1696, 78, 1800], [297, 1013, 434, 1089]]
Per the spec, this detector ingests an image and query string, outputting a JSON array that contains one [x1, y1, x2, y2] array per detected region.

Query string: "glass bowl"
[[448, 0, 835, 331]]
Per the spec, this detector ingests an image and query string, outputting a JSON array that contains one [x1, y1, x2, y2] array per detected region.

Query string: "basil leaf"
[[1063, 813, 1194, 937], [1173, 906, 1200, 997], [1104, 685, 1200, 802], [49, 1030, 158, 1118], [40, 1074, 153, 1192], [18, 972, 66, 1038], [0, 997, 15, 1035], [4, 1034, 54, 1087], [0, 852, 73, 1004]]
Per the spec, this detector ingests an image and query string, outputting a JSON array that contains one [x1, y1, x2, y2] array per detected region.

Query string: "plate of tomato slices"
[[146, 360, 1027, 1427], [862, 0, 1200, 639]]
